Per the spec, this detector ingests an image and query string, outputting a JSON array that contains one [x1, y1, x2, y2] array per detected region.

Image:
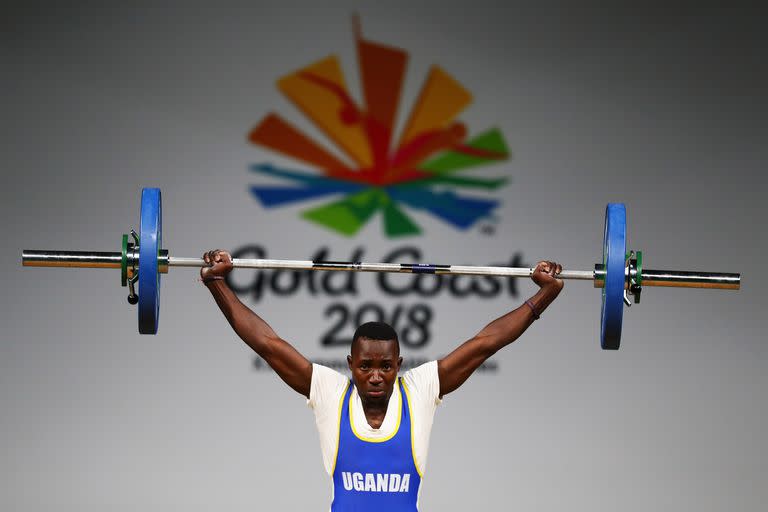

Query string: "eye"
[[382, 363, 392, 370]]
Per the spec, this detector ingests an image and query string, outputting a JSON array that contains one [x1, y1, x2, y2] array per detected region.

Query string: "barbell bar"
[[21, 188, 741, 349]]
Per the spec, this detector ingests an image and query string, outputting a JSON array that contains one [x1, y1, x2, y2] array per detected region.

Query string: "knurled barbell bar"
[[21, 188, 741, 349]]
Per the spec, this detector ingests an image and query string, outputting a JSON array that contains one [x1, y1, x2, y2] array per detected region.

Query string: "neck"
[[361, 396, 390, 414], [360, 396, 389, 429]]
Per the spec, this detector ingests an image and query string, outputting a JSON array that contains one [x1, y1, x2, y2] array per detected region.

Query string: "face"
[[347, 338, 402, 405]]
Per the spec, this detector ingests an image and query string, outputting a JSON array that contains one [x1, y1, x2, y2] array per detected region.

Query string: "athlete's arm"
[[202, 250, 312, 398], [437, 261, 563, 397]]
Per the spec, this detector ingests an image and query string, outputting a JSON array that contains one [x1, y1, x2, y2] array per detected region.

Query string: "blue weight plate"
[[139, 188, 162, 334], [600, 203, 626, 350]]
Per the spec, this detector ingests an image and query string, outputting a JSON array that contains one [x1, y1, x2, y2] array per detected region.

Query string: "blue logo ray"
[[386, 187, 499, 229]]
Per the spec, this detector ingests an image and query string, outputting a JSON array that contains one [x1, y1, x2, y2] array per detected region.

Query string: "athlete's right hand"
[[201, 249, 234, 281]]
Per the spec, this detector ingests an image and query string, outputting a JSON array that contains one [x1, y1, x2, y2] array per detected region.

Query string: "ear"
[[397, 356, 403, 371], [347, 355, 353, 371]]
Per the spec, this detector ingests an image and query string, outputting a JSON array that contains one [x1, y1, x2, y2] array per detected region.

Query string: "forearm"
[[204, 278, 312, 396], [475, 285, 561, 354], [200, 250, 312, 396], [205, 279, 279, 354], [438, 285, 561, 396]]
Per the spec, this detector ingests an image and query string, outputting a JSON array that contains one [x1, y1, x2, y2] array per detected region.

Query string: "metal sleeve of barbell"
[[169, 256, 596, 279], [22, 250, 123, 269], [22, 250, 170, 273], [641, 269, 741, 290]]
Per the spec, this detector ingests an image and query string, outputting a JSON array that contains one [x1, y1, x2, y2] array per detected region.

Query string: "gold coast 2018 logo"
[[247, 17, 511, 238]]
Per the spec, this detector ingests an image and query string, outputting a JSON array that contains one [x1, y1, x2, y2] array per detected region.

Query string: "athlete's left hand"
[[531, 260, 564, 293]]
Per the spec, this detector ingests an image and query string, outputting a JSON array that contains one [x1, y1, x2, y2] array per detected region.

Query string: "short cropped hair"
[[351, 321, 400, 356]]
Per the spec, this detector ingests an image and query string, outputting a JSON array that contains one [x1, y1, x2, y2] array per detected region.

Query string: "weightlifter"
[[201, 249, 563, 511]]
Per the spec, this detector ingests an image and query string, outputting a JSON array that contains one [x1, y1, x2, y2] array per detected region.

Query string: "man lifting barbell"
[[201, 248, 563, 511], [18, 188, 742, 510]]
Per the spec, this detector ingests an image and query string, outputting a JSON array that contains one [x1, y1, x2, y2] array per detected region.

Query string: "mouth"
[[367, 389, 385, 397]]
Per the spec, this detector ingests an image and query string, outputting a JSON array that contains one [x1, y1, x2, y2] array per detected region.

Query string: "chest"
[[364, 411, 386, 429], [336, 389, 415, 474]]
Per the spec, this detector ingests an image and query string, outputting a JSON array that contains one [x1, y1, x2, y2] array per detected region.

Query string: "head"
[[347, 322, 402, 405]]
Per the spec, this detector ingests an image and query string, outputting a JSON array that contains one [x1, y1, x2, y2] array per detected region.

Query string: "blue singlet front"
[[331, 378, 422, 511]]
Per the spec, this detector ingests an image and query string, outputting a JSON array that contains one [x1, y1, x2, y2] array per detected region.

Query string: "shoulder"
[[403, 360, 439, 385], [402, 361, 441, 406], [308, 363, 349, 411]]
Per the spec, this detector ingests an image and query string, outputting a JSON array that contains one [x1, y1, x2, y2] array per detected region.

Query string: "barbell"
[[21, 188, 741, 349]]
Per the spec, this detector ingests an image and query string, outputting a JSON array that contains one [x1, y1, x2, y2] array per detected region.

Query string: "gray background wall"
[[2, 3, 765, 511]]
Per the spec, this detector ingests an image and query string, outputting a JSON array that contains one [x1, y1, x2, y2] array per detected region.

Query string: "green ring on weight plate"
[[121, 234, 128, 287], [636, 250, 643, 286]]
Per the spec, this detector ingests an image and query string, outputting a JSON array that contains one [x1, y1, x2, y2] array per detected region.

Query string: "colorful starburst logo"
[[248, 17, 511, 237]]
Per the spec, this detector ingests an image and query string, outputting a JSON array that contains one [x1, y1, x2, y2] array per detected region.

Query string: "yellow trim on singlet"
[[330, 381, 350, 475], [349, 380, 403, 443], [401, 379, 423, 477]]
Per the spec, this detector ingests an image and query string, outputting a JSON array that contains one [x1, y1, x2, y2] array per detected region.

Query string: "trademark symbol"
[[479, 216, 499, 235], [479, 223, 496, 235]]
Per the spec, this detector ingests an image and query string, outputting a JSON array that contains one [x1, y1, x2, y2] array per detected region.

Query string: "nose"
[[370, 370, 383, 385]]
